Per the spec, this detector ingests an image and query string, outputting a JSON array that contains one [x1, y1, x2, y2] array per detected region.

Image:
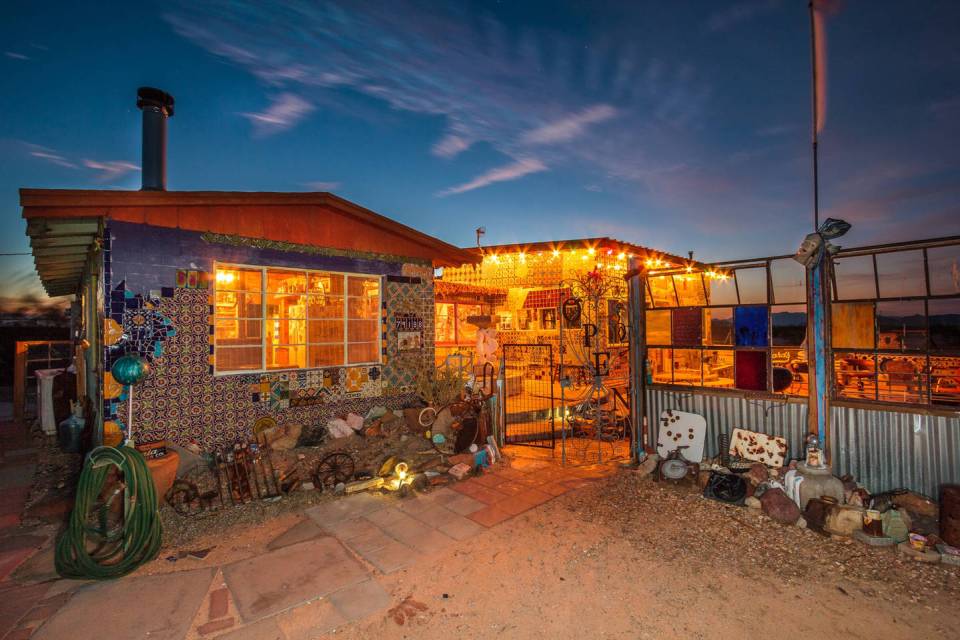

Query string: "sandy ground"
[[329, 472, 958, 640]]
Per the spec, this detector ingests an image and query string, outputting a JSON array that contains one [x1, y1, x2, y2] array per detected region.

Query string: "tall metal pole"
[[809, 0, 820, 232], [627, 258, 646, 463]]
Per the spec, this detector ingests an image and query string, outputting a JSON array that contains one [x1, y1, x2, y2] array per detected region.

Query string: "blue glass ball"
[[111, 355, 150, 386]]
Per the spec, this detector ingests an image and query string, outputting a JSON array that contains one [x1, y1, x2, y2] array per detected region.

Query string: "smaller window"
[[734, 306, 768, 347], [833, 255, 877, 300], [831, 302, 875, 349], [927, 245, 960, 296], [704, 308, 733, 346], [735, 267, 768, 304], [646, 310, 672, 345], [734, 350, 767, 391], [772, 305, 806, 347], [876, 300, 926, 351], [876, 250, 925, 299], [834, 352, 877, 401]]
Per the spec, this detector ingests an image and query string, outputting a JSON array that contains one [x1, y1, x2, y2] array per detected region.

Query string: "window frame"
[[213, 263, 382, 376], [435, 301, 482, 346]]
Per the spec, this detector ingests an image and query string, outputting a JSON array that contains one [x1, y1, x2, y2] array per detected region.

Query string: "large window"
[[214, 265, 381, 374], [831, 244, 960, 407], [435, 302, 481, 345], [645, 258, 808, 396]]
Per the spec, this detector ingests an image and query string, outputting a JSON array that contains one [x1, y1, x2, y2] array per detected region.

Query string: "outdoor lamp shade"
[[111, 355, 150, 386]]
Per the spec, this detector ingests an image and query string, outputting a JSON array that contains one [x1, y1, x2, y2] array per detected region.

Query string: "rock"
[[796, 516, 807, 529], [824, 504, 865, 537], [897, 541, 941, 563], [760, 488, 801, 525], [745, 496, 762, 510], [747, 463, 769, 485], [696, 469, 712, 490], [272, 423, 303, 449], [637, 454, 659, 476]]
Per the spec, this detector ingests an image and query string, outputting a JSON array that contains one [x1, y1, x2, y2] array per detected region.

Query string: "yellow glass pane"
[[648, 348, 673, 383], [215, 268, 261, 292], [214, 291, 261, 318], [266, 270, 306, 294], [308, 320, 344, 343], [266, 294, 306, 319], [706, 274, 738, 305], [309, 344, 344, 368], [348, 296, 380, 319], [672, 349, 702, 386], [647, 276, 676, 307], [646, 310, 671, 345], [832, 302, 875, 349], [347, 342, 379, 364], [436, 303, 456, 343], [347, 276, 380, 297], [673, 275, 706, 306], [308, 272, 344, 295], [349, 319, 379, 342], [307, 294, 343, 318], [215, 346, 262, 371], [703, 349, 735, 388], [266, 319, 306, 345], [266, 345, 306, 369], [835, 352, 877, 400], [214, 319, 261, 345]]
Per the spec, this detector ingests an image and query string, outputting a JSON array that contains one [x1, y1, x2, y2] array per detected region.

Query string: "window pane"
[[706, 274, 738, 305], [927, 245, 960, 296], [673, 275, 706, 306], [773, 348, 807, 395], [772, 304, 806, 347], [216, 346, 262, 371], [833, 255, 876, 300], [347, 275, 380, 298], [877, 300, 926, 351], [348, 295, 380, 319], [267, 319, 306, 345], [647, 348, 672, 383], [267, 295, 306, 319], [646, 310, 671, 345], [835, 352, 877, 400], [348, 342, 379, 364], [704, 307, 733, 346], [307, 294, 344, 319], [735, 306, 768, 347], [877, 355, 926, 404], [931, 356, 960, 406], [308, 272, 344, 295], [267, 270, 306, 294], [831, 302, 875, 349], [436, 303, 456, 343], [266, 345, 306, 369], [876, 250, 925, 298], [309, 344, 344, 368], [735, 267, 768, 304], [647, 276, 676, 307], [703, 349, 734, 388], [308, 319, 344, 343], [215, 319, 262, 345], [672, 349, 702, 386], [734, 350, 767, 391], [215, 267, 261, 292], [929, 298, 960, 351], [215, 291, 262, 317], [771, 259, 806, 304], [671, 308, 702, 346], [457, 305, 481, 344], [348, 319, 379, 342]]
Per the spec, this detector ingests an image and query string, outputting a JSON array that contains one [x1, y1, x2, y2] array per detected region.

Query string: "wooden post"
[[806, 251, 833, 459]]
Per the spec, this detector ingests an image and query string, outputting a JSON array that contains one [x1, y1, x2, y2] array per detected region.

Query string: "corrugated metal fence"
[[646, 388, 960, 497]]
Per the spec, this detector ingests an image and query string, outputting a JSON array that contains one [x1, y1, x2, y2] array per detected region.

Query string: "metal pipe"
[[627, 257, 647, 462], [136, 87, 175, 191]]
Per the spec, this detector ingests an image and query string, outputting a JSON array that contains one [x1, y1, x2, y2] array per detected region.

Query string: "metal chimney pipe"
[[136, 87, 175, 191]]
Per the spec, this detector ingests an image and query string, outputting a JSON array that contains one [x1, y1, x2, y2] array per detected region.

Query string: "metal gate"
[[501, 343, 555, 448]]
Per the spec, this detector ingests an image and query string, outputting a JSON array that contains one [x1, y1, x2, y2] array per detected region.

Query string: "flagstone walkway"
[[4, 441, 616, 640]]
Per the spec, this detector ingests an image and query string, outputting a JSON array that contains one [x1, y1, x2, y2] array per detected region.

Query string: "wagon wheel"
[[314, 452, 356, 488], [418, 407, 438, 427]]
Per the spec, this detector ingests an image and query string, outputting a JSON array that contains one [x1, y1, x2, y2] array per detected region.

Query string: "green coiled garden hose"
[[55, 445, 163, 579]]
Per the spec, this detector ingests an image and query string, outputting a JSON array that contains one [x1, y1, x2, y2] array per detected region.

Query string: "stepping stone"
[[328, 579, 391, 622], [276, 597, 346, 638], [437, 515, 484, 541], [33, 567, 215, 640], [223, 538, 369, 622], [360, 539, 420, 574], [443, 493, 485, 516], [266, 519, 324, 550], [305, 494, 387, 530]]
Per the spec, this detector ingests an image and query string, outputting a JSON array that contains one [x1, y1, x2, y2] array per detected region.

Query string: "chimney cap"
[[137, 87, 175, 117]]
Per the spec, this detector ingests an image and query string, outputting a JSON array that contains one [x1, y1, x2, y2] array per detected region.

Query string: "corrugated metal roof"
[[26, 217, 99, 297]]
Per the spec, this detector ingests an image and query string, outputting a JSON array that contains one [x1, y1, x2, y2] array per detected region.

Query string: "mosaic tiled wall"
[[102, 222, 433, 448]]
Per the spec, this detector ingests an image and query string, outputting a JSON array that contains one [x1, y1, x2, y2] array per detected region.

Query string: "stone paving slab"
[[223, 538, 370, 622], [328, 579, 391, 622], [360, 539, 420, 574], [437, 514, 485, 540], [275, 597, 346, 639], [33, 567, 216, 640], [304, 493, 387, 530], [266, 518, 324, 551]]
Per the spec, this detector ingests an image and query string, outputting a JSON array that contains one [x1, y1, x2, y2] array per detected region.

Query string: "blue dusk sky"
[[1, 0, 958, 302]]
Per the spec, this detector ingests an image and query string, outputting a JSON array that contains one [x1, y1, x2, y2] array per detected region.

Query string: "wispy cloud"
[[241, 93, 315, 136], [166, 1, 712, 196], [704, 0, 782, 33], [521, 105, 617, 145], [437, 157, 546, 197], [302, 181, 341, 191], [4, 51, 29, 60], [26, 144, 76, 169], [82, 159, 140, 182]]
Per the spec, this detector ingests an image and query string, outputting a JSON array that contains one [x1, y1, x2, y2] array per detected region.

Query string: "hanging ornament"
[[111, 355, 150, 386]]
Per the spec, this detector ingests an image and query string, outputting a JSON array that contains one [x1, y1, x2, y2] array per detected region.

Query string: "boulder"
[[745, 496, 762, 510], [747, 463, 769, 485], [824, 504, 865, 537], [760, 488, 801, 525]]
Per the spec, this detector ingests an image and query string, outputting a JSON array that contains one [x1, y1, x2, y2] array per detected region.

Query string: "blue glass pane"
[[735, 306, 768, 347]]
